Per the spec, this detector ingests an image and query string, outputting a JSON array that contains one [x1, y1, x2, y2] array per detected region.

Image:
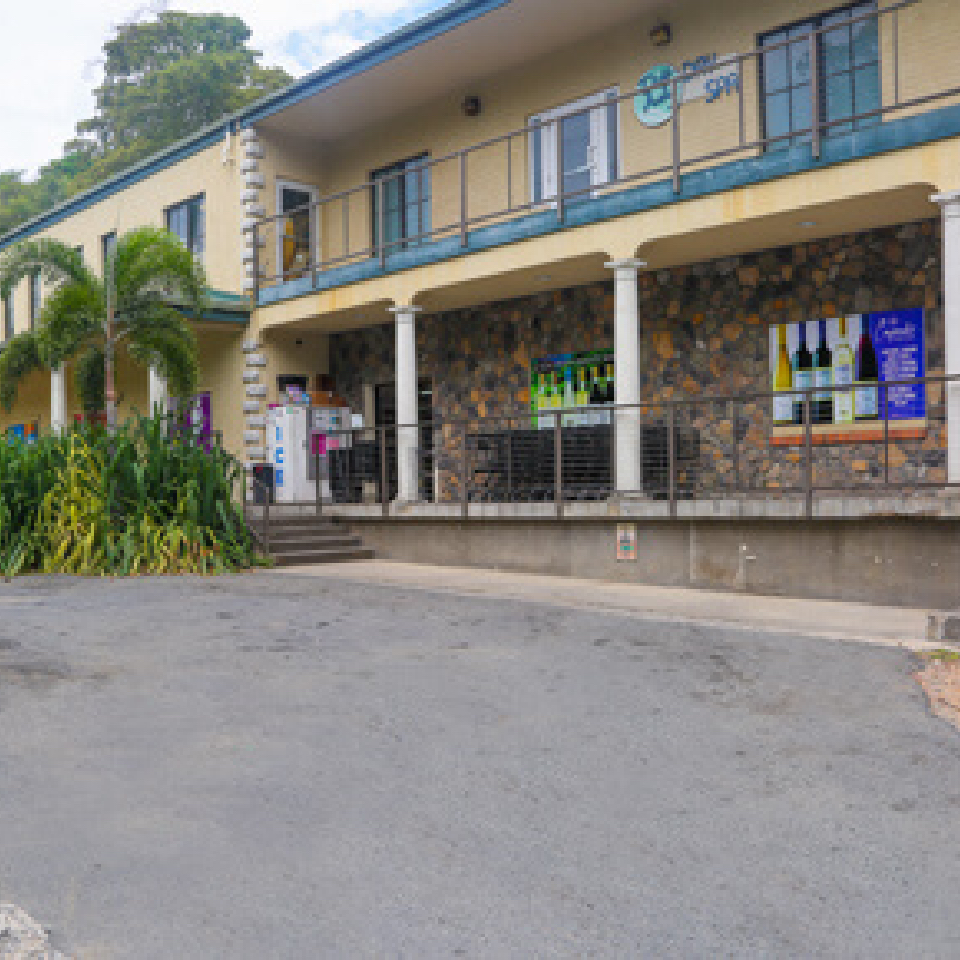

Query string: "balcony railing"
[[250, 0, 955, 300], [242, 374, 957, 547]]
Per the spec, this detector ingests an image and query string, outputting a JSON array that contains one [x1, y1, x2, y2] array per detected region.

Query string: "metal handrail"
[[275, 373, 958, 521], [251, 0, 932, 294]]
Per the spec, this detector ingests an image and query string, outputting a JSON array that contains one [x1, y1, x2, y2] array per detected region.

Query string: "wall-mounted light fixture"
[[462, 96, 482, 118], [650, 22, 672, 47]]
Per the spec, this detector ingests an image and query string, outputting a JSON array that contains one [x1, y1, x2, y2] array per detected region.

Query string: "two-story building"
[[4, 0, 960, 603]]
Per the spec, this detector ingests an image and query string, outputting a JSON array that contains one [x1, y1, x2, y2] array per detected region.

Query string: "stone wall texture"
[[330, 219, 944, 501]]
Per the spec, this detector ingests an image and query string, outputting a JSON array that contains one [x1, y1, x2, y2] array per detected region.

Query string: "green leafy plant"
[[0, 228, 203, 429], [0, 415, 260, 576]]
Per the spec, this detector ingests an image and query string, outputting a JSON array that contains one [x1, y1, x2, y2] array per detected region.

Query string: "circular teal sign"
[[635, 64, 676, 127]]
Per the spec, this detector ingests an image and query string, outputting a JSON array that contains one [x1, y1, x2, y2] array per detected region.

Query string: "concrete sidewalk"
[[276, 560, 948, 650]]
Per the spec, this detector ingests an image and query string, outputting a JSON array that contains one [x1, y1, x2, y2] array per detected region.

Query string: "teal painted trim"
[[241, 0, 512, 125], [258, 102, 960, 309], [0, 0, 511, 253]]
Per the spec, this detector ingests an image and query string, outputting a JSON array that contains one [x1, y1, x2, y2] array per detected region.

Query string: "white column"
[[606, 259, 646, 495], [50, 365, 66, 435], [149, 366, 169, 417], [389, 305, 422, 502], [933, 191, 960, 483]]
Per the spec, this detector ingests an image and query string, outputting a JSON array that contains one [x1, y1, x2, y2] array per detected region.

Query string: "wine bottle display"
[[832, 316, 855, 424], [814, 319, 833, 424], [855, 316, 879, 420], [792, 322, 814, 424], [772, 324, 793, 426]]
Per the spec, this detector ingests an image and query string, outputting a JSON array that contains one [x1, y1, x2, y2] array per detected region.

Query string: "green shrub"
[[0, 415, 259, 576]]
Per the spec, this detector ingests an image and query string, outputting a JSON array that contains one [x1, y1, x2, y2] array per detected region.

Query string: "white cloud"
[[0, 0, 446, 176]]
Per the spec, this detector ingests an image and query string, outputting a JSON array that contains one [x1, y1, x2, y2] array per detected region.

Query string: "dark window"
[[165, 195, 205, 259], [101, 231, 117, 273], [29, 271, 41, 329], [760, 1, 879, 151], [3, 292, 12, 342], [371, 155, 430, 255]]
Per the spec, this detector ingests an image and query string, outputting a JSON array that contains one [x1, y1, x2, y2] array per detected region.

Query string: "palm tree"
[[0, 227, 205, 430]]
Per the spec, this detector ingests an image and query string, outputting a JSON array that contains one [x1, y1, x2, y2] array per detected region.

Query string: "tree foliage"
[[0, 228, 204, 413], [0, 12, 290, 236]]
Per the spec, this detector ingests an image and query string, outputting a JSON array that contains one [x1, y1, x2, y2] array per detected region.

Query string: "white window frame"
[[275, 179, 320, 278], [529, 86, 620, 205]]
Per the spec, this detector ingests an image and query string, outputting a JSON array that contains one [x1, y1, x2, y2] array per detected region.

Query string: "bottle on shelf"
[[772, 324, 793, 426], [855, 316, 879, 421], [814, 319, 833, 425], [832, 316, 855, 424], [792, 322, 814, 425], [604, 362, 616, 404]]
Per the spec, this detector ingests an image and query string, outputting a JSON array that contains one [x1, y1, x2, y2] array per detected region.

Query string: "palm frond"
[[0, 332, 44, 412], [0, 238, 97, 299], [39, 282, 106, 367]]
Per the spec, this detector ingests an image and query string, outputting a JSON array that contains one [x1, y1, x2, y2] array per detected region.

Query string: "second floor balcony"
[[250, 0, 960, 308]]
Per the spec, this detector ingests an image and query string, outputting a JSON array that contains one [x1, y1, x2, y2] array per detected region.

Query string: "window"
[[29, 271, 41, 329], [371, 155, 430, 255], [760, 2, 880, 150], [277, 182, 319, 279], [3, 292, 12, 342], [101, 232, 117, 274], [530, 88, 619, 205], [165, 195, 205, 259]]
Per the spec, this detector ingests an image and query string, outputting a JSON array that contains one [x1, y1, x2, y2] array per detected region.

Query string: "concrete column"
[[933, 191, 960, 483], [148, 366, 169, 417], [50, 365, 66, 435], [605, 259, 647, 494], [389, 305, 422, 502]]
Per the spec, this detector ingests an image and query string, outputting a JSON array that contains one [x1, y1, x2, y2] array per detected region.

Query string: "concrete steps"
[[252, 514, 374, 566]]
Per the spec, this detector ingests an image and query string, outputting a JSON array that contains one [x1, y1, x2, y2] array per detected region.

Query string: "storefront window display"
[[769, 309, 925, 438]]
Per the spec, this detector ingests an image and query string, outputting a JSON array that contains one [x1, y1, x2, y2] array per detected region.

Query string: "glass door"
[[530, 88, 618, 205]]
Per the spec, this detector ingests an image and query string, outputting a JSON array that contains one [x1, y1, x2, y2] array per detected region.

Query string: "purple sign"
[[869, 308, 925, 420]]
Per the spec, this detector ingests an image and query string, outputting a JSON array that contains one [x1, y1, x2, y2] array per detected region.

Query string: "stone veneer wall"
[[330, 219, 944, 500]]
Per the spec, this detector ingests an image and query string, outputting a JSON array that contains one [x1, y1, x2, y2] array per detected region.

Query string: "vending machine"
[[267, 406, 314, 503], [307, 406, 352, 500]]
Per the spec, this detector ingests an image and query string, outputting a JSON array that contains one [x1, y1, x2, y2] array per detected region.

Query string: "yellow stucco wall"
[[252, 0, 960, 273]]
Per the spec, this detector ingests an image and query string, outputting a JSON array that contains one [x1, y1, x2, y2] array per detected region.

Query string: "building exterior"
[[4, 0, 960, 601]]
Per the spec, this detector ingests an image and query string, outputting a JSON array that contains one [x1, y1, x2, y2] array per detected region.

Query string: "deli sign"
[[634, 53, 740, 127]]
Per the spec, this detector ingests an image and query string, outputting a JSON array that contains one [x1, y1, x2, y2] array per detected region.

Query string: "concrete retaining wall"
[[349, 516, 960, 609]]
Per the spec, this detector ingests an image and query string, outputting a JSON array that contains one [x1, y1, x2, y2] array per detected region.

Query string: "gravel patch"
[[0, 905, 69, 959], [915, 654, 960, 730]]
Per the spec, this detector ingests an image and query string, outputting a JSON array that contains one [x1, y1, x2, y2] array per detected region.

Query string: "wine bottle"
[[855, 316, 879, 421], [792, 322, 814, 425], [604, 362, 616, 404], [772, 324, 793, 426], [814, 320, 833, 425], [832, 317, 855, 424]]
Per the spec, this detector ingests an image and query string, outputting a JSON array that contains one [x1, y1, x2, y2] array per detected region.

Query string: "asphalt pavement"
[[1, 571, 958, 958]]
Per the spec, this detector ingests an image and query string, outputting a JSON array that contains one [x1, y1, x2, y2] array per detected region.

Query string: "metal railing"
[[249, 0, 951, 297], [241, 374, 957, 548]]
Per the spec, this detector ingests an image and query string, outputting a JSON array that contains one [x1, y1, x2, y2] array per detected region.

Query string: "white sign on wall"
[[634, 54, 741, 127]]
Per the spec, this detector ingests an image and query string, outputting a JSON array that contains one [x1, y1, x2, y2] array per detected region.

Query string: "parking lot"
[[1, 571, 959, 958]]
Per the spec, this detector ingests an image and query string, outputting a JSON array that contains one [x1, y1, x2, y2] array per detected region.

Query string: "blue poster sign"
[[869, 308, 926, 420]]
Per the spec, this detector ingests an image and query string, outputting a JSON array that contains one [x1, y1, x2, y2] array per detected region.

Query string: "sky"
[[0, 0, 448, 176]]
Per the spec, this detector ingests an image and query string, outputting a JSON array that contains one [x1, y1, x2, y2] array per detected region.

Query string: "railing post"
[[380, 426, 389, 518], [804, 391, 814, 519], [893, 9, 900, 106], [668, 405, 677, 518], [506, 135, 513, 212], [378, 178, 386, 269], [343, 194, 349, 261], [732, 400, 740, 496], [671, 75, 680, 193], [555, 118, 565, 223], [460, 152, 468, 247], [738, 54, 746, 147], [810, 32, 821, 160], [461, 423, 469, 520], [315, 446, 322, 518], [263, 472, 271, 554], [883, 383, 890, 487], [554, 412, 563, 519]]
